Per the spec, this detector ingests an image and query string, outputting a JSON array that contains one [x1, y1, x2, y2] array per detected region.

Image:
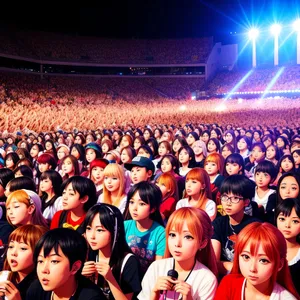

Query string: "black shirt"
[[26, 276, 105, 300]]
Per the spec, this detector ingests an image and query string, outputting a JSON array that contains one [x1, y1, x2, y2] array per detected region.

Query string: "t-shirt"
[[212, 215, 261, 262], [288, 248, 300, 295], [43, 196, 63, 221], [138, 257, 217, 300], [98, 194, 127, 214], [253, 188, 276, 211], [124, 220, 166, 273], [87, 252, 142, 299], [26, 276, 106, 300], [160, 197, 176, 221], [50, 210, 86, 232], [214, 274, 297, 300], [175, 198, 216, 217]]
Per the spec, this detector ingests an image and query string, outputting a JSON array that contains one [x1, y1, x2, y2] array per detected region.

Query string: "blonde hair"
[[164, 207, 218, 277], [204, 152, 225, 175], [185, 168, 212, 210], [102, 163, 126, 207], [6, 190, 49, 228]]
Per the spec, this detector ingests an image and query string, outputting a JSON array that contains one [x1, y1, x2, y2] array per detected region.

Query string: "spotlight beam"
[[260, 67, 285, 99]]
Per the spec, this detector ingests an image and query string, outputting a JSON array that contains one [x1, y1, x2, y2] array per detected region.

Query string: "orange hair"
[[164, 207, 218, 277], [204, 152, 225, 175], [3, 224, 48, 277], [156, 172, 178, 202], [232, 222, 299, 298], [102, 163, 126, 207], [185, 168, 212, 210]]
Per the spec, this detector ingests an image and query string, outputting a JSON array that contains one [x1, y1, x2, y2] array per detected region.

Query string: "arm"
[[211, 239, 232, 275]]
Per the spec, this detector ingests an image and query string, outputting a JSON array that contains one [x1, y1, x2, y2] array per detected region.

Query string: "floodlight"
[[294, 19, 300, 32], [248, 28, 259, 39], [271, 24, 281, 35]]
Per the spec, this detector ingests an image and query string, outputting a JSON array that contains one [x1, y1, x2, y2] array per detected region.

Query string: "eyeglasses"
[[220, 195, 243, 204]]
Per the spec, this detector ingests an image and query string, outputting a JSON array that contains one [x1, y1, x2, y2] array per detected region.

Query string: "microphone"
[[163, 269, 179, 300]]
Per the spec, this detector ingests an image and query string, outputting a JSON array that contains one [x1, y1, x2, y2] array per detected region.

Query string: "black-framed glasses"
[[220, 194, 243, 204]]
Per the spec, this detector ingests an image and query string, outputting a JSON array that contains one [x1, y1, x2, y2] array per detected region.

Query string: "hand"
[[95, 261, 113, 281], [173, 280, 192, 300], [0, 281, 22, 300], [82, 261, 96, 277], [152, 276, 177, 293]]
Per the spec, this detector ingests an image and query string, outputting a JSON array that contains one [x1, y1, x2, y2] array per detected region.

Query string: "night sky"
[[1, 0, 299, 42]]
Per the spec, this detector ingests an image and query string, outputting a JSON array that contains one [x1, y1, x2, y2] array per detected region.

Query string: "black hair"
[[237, 135, 252, 150], [137, 145, 154, 160], [61, 176, 97, 212], [254, 160, 278, 182], [8, 176, 36, 193], [187, 131, 199, 142], [157, 154, 180, 174], [70, 144, 86, 165], [224, 153, 245, 176], [13, 165, 33, 179], [146, 137, 159, 157], [276, 198, 300, 243], [207, 138, 221, 153], [251, 142, 266, 153], [82, 204, 134, 282], [220, 174, 255, 200], [125, 181, 164, 226], [278, 154, 295, 173], [34, 228, 87, 279], [44, 139, 58, 159], [0, 168, 14, 189], [172, 136, 188, 153], [266, 144, 282, 161], [4, 152, 19, 169], [276, 135, 290, 150], [178, 145, 196, 168], [276, 172, 300, 205], [30, 143, 44, 153]]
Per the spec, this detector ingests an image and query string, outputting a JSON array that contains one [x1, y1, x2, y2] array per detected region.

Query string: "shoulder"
[[76, 276, 105, 299], [272, 283, 297, 299], [124, 220, 134, 230], [50, 210, 64, 229], [151, 221, 166, 233], [176, 198, 188, 209], [213, 215, 228, 226]]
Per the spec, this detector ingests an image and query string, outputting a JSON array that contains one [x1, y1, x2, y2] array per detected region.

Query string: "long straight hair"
[[231, 222, 299, 298], [164, 208, 218, 277], [185, 168, 212, 210], [156, 172, 178, 202]]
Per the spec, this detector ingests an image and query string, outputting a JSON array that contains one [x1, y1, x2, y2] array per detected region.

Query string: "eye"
[[241, 254, 250, 260], [21, 247, 28, 251], [37, 260, 44, 264], [51, 260, 59, 264], [184, 235, 194, 240], [86, 226, 92, 231], [292, 220, 300, 224], [168, 233, 176, 238], [259, 258, 270, 264], [278, 217, 285, 222]]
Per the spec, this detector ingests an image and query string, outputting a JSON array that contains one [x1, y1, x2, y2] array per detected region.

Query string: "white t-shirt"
[[289, 248, 300, 266], [241, 279, 297, 300], [98, 194, 127, 214], [179, 167, 191, 177], [42, 196, 63, 221], [253, 188, 276, 210], [138, 258, 217, 300], [176, 198, 216, 217]]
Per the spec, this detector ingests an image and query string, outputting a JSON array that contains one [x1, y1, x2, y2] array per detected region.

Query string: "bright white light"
[[179, 105, 186, 111], [271, 24, 282, 35], [191, 96, 196, 100], [215, 103, 227, 112], [294, 19, 300, 32], [238, 98, 243, 104], [248, 28, 259, 39]]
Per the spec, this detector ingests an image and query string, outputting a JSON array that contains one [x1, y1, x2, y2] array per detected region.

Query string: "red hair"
[[204, 152, 225, 174], [164, 207, 218, 277], [156, 172, 178, 202], [232, 222, 299, 298], [185, 168, 212, 210]]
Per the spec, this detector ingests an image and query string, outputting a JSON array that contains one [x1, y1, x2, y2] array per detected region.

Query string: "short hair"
[[34, 228, 87, 278], [13, 165, 33, 179], [278, 154, 295, 173], [254, 160, 277, 182], [37, 153, 57, 170], [251, 142, 266, 153], [224, 153, 245, 176], [220, 174, 255, 200], [204, 153, 225, 174], [61, 176, 97, 212], [8, 176, 36, 193]]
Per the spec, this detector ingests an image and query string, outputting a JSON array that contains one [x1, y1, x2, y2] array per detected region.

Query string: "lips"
[[62, 202, 68, 206], [10, 259, 18, 267], [90, 242, 98, 247], [41, 278, 50, 285], [282, 230, 291, 234]]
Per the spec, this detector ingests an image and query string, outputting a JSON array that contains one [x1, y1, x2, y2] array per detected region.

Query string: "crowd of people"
[[0, 29, 213, 64], [0, 101, 300, 298]]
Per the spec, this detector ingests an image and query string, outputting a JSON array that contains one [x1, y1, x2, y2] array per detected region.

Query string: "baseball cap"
[[124, 156, 155, 174]]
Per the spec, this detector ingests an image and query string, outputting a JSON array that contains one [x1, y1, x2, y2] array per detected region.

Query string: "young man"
[[125, 156, 155, 185], [26, 228, 105, 299], [212, 175, 261, 276]]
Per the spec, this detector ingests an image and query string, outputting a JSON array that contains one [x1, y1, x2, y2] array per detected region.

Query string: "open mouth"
[[10, 259, 18, 267]]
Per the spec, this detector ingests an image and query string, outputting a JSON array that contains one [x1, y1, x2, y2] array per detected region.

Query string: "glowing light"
[[215, 103, 227, 112], [191, 96, 196, 100], [248, 28, 259, 40], [260, 67, 285, 100], [238, 98, 243, 104], [179, 105, 187, 111], [293, 19, 300, 32], [270, 24, 282, 35]]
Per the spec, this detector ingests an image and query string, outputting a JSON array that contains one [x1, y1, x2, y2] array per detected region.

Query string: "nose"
[[63, 193, 68, 200], [41, 261, 50, 274], [11, 248, 18, 257], [249, 259, 257, 273], [285, 219, 291, 228], [175, 236, 182, 248], [90, 229, 96, 240]]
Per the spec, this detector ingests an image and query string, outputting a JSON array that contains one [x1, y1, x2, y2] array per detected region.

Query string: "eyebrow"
[[241, 250, 268, 257], [38, 253, 62, 258]]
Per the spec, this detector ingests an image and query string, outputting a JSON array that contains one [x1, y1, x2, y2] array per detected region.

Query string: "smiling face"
[[239, 242, 275, 291], [85, 213, 111, 251], [7, 240, 34, 274]]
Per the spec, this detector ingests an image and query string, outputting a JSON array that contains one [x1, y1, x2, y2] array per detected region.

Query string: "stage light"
[[293, 19, 300, 32], [238, 98, 243, 104], [248, 28, 259, 40], [271, 24, 281, 35], [179, 105, 186, 111]]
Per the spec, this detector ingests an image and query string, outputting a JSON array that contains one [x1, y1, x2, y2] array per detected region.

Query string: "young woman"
[[6, 189, 48, 228], [178, 146, 196, 177], [70, 143, 86, 173], [192, 140, 207, 168], [237, 136, 251, 159], [292, 149, 300, 174], [215, 222, 299, 299], [4, 152, 20, 171], [153, 141, 171, 167], [276, 198, 300, 295], [224, 153, 245, 177], [99, 163, 127, 214], [139, 208, 218, 300], [39, 170, 63, 221], [0, 168, 14, 220], [172, 136, 188, 158], [155, 172, 178, 223], [266, 144, 281, 166], [221, 144, 234, 160], [186, 132, 199, 147], [89, 158, 109, 199], [0, 225, 48, 300], [124, 182, 165, 273], [120, 146, 136, 165], [60, 155, 80, 180], [207, 138, 221, 154], [176, 168, 216, 221], [14, 165, 33, 179], [82, 204, 142, 299]]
